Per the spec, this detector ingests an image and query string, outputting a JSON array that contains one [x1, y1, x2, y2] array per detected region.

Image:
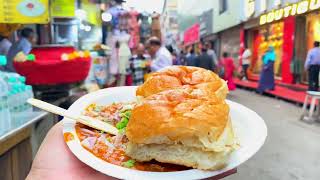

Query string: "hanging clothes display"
[[139, 12, 151, 43], [118, 31, 131, 74], [129, 9, 140, 49], [151, 12, 161, 40], [108, 5, 125, 30], [119, 11, 130, 31], [118, 31, 132, 86], [109, 31, 120, 75]]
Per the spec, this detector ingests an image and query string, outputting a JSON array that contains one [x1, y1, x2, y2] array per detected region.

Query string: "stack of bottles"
[[0, 56, 34, 134]]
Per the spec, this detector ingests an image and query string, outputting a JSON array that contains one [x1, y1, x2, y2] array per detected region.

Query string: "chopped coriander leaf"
[[100, 130, 105, 134], [116, 121, 125, 129], [120, 111, 131, 118], [121, 117, 129, 123], [123, 111, 131, 118], [116, 117, 129, 129], [122, 160, 135, 168]]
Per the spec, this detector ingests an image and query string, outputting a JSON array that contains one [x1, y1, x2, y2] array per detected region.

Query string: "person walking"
[[241, 46, 252, 81], [186, 47, 196, 66], [129, 43, 147, 86], [304, 41, 320, 91], [220, 52, 236, 91], [195, 47, 214, 71], [5, 28, 35, 72], [146, 36, 172, 72], [205, 42, 218, 67], [0, 35, 12, 56], [257, 46, 276, 93]]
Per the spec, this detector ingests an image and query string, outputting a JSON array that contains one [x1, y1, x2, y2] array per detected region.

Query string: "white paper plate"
[[63, 86, 267, 180]]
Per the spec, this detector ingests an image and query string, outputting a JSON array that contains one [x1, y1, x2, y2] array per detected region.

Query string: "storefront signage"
[[51, 0, 75, 18], [260, 0, 320, 25], [199, 9, 213, 37], [244, 0, 255, 18], [0, 0, 49, 24], [184, 23, 200, 45]]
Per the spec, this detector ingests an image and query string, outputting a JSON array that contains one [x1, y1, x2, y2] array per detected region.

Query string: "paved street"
[[226, 89, 320, 180]]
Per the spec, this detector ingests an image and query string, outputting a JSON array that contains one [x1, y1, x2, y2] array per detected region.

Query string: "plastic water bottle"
[[0, 74, 11, 133], [25, 85, 34, 112], [0, 55, 11, 133]]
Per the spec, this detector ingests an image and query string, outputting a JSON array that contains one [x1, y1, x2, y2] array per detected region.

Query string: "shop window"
[[252, 22, 284, 77], [219, 0, 228, 14]]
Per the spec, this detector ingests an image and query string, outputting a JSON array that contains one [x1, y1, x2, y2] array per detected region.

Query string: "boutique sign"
[[259, 0, 320, 25]]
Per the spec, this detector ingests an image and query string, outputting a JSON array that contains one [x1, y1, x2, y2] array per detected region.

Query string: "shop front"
[[245, 19, 285, 80], [219, 25, 241, 63], [244, 0, 320, 85]]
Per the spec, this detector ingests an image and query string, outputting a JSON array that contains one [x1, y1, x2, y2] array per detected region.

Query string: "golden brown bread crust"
[[127, 88, 229, 144], [136, 66, 227, 99], [127, 66, 232, 151]]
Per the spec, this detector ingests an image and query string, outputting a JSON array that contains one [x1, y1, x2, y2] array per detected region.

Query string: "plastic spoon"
[[27, 98, 118, 135]]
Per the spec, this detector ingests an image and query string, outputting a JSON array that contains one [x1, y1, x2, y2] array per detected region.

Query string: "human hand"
[[26, 122, 114, 180]]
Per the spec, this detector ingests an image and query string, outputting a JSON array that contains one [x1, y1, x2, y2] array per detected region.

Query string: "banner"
[[184, 23, 200, 45], [0, 0, 49, 24], [82, 0, 101, 26], [51, 0, 75, 18]]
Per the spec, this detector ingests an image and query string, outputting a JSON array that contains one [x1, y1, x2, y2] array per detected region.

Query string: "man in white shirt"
[[242, 47, 252, 80], [146, 37, 172, 72]]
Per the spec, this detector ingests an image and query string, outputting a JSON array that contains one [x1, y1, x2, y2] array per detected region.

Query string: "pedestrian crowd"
[[2, 30, 319, 93], [126, 37, 242, 91]]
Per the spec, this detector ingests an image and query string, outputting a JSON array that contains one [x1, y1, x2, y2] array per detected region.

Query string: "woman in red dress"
[[220, 52, 236, 91]]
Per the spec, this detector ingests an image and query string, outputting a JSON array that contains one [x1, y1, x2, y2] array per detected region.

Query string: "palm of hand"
[[26, 122, 114, 180]]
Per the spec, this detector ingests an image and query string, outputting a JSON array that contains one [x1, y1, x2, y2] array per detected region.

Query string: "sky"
[[177, 0, 213, 15], [123, 0, 165, 13]]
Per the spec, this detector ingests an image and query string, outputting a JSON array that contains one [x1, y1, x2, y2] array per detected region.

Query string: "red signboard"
[[184, 23, 200, 45]]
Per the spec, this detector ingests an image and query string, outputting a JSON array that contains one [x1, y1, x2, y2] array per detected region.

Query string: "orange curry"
[[76, 103, 189, 172]]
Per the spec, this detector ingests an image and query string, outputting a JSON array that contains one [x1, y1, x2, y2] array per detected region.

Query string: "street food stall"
[[0, 1, 88, 179]]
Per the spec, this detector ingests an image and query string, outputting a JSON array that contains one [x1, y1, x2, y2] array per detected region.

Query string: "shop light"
[[85, 25, 91, 32], [75, 9, 87, 20], [260, 0, 320, 25], [101, 12, 112, 22]]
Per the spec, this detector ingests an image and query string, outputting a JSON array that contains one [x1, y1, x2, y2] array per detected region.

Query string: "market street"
[[226, 89, 320, 180]]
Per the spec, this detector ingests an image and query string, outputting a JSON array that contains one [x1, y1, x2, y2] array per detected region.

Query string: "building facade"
[[242, 0, 320, 84], [162, 0, 179, 49]]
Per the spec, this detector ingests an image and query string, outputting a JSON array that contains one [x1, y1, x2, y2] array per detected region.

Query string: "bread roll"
[[126, 66, 237, 170]]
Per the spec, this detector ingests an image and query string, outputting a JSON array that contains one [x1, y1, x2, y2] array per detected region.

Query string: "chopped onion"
[[81, 137, 97, 150], [98, 134, 115, 149], [114, 133, 124, 147], [80, 128, 96, 136]]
